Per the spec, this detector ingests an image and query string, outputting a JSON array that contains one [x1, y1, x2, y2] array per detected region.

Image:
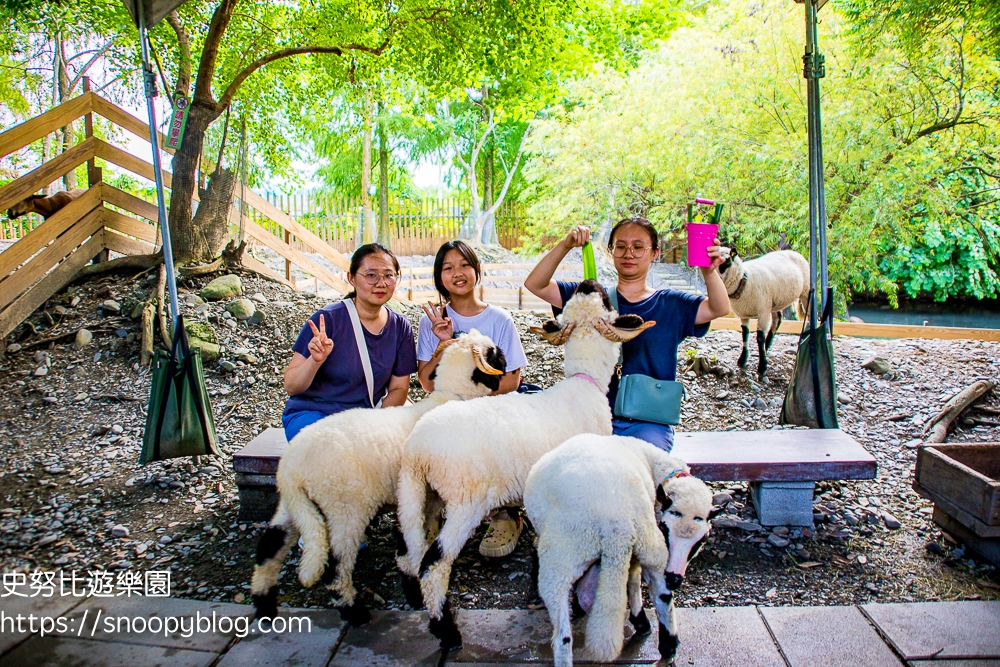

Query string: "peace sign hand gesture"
[[422, 302, 454, 343], [306, 315, 334, 363]]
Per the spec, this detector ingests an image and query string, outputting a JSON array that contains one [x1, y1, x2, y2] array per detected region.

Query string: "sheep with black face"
[[251, 329, 506, 627], [525, 434, 716, 667], [395, 280, 655, 651]]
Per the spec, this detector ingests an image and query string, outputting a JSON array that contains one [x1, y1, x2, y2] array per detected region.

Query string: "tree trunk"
[[360, 94, 374, 245], [168, 104, 220, 264], [378, 114, 390, 248]]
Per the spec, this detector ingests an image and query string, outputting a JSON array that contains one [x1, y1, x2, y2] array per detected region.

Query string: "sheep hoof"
[[338, 601, 372, 627], [629, 610, 652, 636], [252, 587, 279, 620]]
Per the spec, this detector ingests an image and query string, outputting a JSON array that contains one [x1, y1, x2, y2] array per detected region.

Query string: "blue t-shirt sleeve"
[[416, 314, 439, 362], [392, 317, 419, 377]]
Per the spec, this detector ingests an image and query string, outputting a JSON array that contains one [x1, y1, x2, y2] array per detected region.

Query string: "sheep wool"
[[719, 249, 809, 381], [250, 330, 506, 627], [525, 434, 715, 667], [395, 282, 655, 650]]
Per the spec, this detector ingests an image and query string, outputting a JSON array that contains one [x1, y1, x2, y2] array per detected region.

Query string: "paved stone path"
[[1, 595, 997, 666]]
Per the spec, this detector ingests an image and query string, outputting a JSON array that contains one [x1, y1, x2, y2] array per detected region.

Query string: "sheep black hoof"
[[252, 587, 278, 620], [629, 610, 651, 636], [338, 601, 372, 627], [658, 623, 679, 662], [400, 572, 424, 609]]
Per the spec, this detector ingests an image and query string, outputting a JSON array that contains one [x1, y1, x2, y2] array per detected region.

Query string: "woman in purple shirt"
[[282, 243, 418, 442]]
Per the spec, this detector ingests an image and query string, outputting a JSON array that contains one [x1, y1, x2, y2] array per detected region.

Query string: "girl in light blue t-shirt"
[[416, 240, 527, 395]]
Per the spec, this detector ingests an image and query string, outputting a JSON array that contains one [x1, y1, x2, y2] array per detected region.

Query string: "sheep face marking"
[[656, 476, 714, 587]]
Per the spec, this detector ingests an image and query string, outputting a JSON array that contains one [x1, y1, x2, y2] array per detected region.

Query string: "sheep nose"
[[664, 573, 684, 590]]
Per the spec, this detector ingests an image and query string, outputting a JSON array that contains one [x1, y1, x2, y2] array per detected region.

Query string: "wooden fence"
[[257, 192, 528, 256]]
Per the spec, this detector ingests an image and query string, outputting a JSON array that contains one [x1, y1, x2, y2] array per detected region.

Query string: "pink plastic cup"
[[686, 222, 719, 267]]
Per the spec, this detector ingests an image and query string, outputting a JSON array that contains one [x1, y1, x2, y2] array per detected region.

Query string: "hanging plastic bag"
[[140, 315, 222, 463], [780, 289, 839, 429]]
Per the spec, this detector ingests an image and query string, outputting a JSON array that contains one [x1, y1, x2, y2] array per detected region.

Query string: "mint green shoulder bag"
[[608, 289, 685, 426]]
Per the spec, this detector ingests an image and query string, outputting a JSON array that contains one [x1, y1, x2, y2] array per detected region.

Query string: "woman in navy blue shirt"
[[282, 243, 418, 442], [524, 219, 730, 451]]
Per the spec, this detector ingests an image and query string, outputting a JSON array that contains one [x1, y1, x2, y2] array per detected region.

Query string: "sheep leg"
[[250, 503, 298, 620], [627, 559, 651, 636], [646, 569, 679, 664], [537, 546, 580, 667], [737, 321, 750, 369], [419, 500, 489, 649]]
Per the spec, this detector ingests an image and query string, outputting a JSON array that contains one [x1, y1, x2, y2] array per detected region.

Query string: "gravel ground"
[[1, 266, 998, 614]]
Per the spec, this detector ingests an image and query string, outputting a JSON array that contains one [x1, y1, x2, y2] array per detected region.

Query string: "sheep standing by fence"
[[395, 280, 654, 650], [251, 331, 506, 626], [6, 188, 86, 220], [718, 249, 810, 382], [525, 434, 716, 666]]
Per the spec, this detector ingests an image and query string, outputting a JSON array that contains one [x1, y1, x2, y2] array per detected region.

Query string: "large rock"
[[199, 274, 243, 301], [226, 298, 256, 320]]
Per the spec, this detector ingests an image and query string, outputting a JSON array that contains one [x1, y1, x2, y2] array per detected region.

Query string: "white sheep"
[[718, 249, 810, 382], [525, 434, 716, 666], [395, 280, 655, 650], [250, 330, 507, 626]]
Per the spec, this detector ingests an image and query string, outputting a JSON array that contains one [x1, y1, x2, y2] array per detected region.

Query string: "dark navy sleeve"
[[392, 316, 419, 377], [552, 280, 581, 317]]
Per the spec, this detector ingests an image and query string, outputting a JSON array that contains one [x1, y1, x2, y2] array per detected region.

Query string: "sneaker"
[[478, 510, 523, 558]]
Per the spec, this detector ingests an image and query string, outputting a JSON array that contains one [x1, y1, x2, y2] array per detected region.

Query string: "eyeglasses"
[[358, 272, 398, 286], [612, 244, 651, 258]]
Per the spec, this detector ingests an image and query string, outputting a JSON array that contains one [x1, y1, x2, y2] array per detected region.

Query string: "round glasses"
[[358, 272, 398, 286], [612, 244, 651, 258]]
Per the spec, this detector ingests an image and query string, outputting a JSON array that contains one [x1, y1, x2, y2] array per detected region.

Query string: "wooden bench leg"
[[236, 472, 279, 523], [749, 481, 814, 527]]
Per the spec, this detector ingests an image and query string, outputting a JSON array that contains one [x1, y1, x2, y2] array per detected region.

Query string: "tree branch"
[[216, 38, 391, 110], [166, 11, 192, 99]]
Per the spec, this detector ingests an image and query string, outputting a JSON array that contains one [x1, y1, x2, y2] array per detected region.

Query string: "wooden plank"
[[0, 93, 93, 160], [103, 227, 155, 256], [242, 254, 294, 289], [94, 139, 174, 190], [102, 207, 158, 244], [241, 188, 351, 272], [671, 428, 877, 482], [0, 231, 104, 338], [100, 183, 160, 222], [0, 136, 95, 212], [0, 208, 103, 310], [238, 209, 351, 294], [90, 95, 172, 154], [0, 185, 101, 277]]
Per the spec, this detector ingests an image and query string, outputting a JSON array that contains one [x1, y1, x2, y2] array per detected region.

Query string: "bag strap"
[[344, 298, 377, 408]]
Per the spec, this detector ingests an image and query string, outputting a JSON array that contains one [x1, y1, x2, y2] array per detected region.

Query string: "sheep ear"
[[708, 506, 724, 521], [656, 485, 672, 511]]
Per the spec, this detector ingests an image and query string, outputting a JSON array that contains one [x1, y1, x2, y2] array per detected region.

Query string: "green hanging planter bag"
[[140, 315, 222, 464]]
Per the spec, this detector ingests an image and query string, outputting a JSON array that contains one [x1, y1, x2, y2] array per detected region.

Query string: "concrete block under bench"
[[233, 426, 877, 525]]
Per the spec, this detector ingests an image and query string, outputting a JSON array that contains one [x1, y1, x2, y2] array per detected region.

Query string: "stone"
[[100, 299, 121, 314], [199, 274, 243, 301], [111, 525, 129, 538], [74, 330, 94, 350], [862, 356, 892, 375], [226, 299, 256, 320], [249, 309, 267, 326], [250, 292, 269, 305], [188, 339, 220, 363]]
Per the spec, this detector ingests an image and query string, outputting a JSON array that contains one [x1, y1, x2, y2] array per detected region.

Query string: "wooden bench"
[[233, 427, 877, 525]]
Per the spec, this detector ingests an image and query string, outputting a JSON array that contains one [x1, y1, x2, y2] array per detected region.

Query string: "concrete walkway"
[[1, 594, 998, 666]]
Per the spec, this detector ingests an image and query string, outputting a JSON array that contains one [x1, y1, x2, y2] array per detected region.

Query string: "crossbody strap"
[[344, 298, 378, 408]]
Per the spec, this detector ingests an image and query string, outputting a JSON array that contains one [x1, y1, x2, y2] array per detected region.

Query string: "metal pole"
[[137, 1, 180, 329]]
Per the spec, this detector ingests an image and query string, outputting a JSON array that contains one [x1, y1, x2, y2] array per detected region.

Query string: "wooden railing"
[[0, 91, 354, 340]]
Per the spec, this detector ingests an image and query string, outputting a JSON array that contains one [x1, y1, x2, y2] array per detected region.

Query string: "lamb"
[[250, 330, 506, 626], [6, 188, 87, 220], [524, 434, 717, 666], [718, 248, 810, 382], [395, 280, 655, 650]]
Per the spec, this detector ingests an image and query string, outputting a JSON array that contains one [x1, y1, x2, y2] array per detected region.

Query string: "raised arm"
[[524, 226, 591, 307]]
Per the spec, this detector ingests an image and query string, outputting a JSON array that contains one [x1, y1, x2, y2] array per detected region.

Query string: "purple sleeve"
[[392, 317, 419, 377]]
